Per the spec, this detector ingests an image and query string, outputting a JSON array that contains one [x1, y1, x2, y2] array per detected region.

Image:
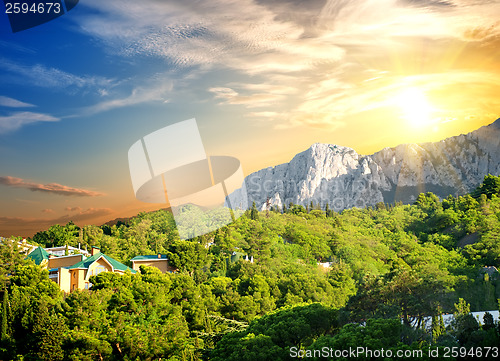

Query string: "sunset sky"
[[1, 0, 499, 237]]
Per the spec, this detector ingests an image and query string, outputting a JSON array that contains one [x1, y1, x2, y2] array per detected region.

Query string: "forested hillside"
[[1, 175, 500, 360]]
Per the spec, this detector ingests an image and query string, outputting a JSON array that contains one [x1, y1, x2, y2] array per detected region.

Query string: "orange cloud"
[[0, 176, 104, 197]]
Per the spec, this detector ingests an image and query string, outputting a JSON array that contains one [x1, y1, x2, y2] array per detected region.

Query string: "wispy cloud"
[[72, 0, 500, 128], [0, 96, 35, 108], [209, 86, 286, 108], [0, 112, 59, 133], [65, 206, 83, 212], [0, 57, 113, 92], [0, 176, 105, 197], [83, 77, 173, 114]]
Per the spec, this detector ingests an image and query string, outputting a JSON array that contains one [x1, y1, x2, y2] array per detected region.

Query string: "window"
[[95, 265, 106, 275]]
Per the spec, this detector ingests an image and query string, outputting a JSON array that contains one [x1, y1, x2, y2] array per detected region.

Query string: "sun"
[[396, 87, 435, 128]]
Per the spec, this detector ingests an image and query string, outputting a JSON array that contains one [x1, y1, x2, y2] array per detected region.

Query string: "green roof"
[[26, 246, 49, 265], [70, 251, 136, 273], [131, 255, 168, 261], [227, 251, 247, 264]]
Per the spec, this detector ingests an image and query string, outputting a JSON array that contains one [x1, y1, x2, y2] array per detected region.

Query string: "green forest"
[[1, 174, 500, 360]]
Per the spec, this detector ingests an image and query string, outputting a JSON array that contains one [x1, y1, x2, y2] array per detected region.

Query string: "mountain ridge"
[[232, 118, 500, 212]]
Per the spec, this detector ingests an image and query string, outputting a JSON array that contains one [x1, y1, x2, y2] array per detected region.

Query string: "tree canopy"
[[1, 174, 499, 359]]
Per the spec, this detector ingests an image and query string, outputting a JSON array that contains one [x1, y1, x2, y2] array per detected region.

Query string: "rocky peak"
[[232, 118, 500, 212]]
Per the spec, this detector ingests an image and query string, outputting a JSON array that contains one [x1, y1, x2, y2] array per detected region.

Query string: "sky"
[[0, 0, 499, 237]]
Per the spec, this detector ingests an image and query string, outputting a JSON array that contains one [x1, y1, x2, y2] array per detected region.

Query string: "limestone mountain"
[[232, 118, 500, 212]]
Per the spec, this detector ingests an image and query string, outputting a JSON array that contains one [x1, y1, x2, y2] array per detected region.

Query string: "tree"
[[211, 303, 337, 361], [32, 300, 66, 361], [289, 204, 307, 216], [431, 313, 445, 343], [472, 174, 500, 199], [482, 312, 494, 331], [309, 318, 441, 361], [0, 240, 27, 288], [41, 222, 80, 247], [167, 240, 210, 275], [0, 290, 8, 341], [348, 258, 454, 328], [451, 298, 479, 346], [0, 289, 12, 359], [415, 192, 441, 214], [250, 202, 259, 221], [31, 231, 50, 246]]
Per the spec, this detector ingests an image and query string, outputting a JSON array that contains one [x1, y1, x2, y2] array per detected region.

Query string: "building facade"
[[130, 254, 177, 273], [26, 246, 135, 292]]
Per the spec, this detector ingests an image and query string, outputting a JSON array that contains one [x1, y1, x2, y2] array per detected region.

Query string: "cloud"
[[41, 209, 54, 214], [209, 87, 285, 108], [208, 82, 299, 109], [83, 78, 173, 114], [77, 0, 343, 73], [463, 23, 499, 40], [66, 207, 113, 221], [71, 0, 500, 128], [256, 69, 500, 129], [401, 0, 455, 8], [248, 111, 279, 118], [65, 206, 83, 212], [0, 176, 105, 197], [0, 96, 35, 108], [0, 57, 113, 92], [0, 112, 59, 133], [232, 83, 298, 95]]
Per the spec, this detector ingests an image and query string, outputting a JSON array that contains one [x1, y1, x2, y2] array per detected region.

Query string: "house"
[[26, 246, 50, 267], [226, 251, 253, 266], [65, 247, 136, 292], [480, 266, 499, 281], [317, 262, 333, 269], [44, 245, 90, 257], [1, 237, 36, 255], [131, 254, 177, 273], [48, 253, 87, 288], [26, 246, 135, 292]]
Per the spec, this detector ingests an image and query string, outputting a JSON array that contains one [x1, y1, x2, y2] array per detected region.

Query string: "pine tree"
[[250, 202, 259, 221], [482, 312, 494, 331], [431, 313, 445, 343], [1, 289, 8, 341], [33, 300, 65, 361]]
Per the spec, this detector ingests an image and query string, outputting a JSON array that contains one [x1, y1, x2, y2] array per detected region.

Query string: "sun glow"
[[396, 87, 435, 128]]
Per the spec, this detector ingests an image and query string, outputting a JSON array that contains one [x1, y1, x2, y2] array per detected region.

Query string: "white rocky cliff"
[[231, 118, 500, 212]]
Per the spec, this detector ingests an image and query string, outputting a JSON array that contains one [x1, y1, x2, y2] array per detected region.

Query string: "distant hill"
[[231, 118, 500, 211], [102, 216, 133, 227], [102, 207, 172, 227]]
